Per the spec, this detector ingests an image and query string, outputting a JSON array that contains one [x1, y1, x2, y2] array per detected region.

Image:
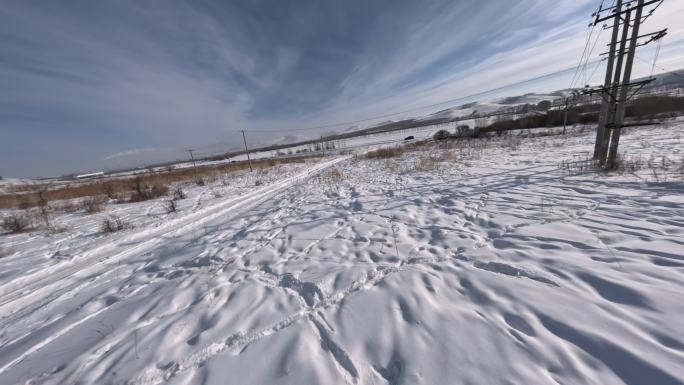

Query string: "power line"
[[570, 21, 597, 89], [634, 54, 684, 79], [650, 39, 661, 76], [580, 26, 606, 86], [570, 0, 611, 89], [587, 58, 605, 85]]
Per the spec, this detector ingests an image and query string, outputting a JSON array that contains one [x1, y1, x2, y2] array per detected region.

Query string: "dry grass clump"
[[58, 200, 80, 213], [439, 150, 456, 162], [560, 154, 684, 181], [414, 155, 441, 171], [384, 160, 401, 173], [129, 178, 169, 203], [325, 168, 344, 184], [365, 147, 406, 159], [101, 215, 129, 233], [81, 196, 106, 213]]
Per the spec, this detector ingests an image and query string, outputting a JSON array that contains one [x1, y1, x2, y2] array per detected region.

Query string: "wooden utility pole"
[[562, 91, 580, 135], [585, 0, 667, 167], [186, 149, 198, 178], [240, 130, 253, 172], [186, 149, 197, 167]]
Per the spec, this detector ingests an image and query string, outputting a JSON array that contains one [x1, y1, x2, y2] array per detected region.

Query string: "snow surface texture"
[[1, 122, 684, 385]]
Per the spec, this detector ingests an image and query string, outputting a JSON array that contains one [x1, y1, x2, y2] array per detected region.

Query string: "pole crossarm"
[[593, 0, 661, 24], [599, 28, 667, 55], [601, 12, 660, 30], [602, 29, 667, 46], [581, 78, 655, 98]]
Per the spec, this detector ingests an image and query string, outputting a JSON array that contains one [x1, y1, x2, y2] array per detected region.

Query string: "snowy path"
[[0, 157, 350, 384], [1, 124, 684, 385]]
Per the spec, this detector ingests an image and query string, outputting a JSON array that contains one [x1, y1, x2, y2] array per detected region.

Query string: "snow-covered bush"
[[100, 215, 128, 233]]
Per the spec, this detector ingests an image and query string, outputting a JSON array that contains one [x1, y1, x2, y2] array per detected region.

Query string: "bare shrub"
[[152, 184, 169, 197], [433, 130, 451, 141], [100, 215, 128, 233], [37, 206, 51, 228], [614, 156, 645, 173], [112, 192, 128, 204], [2, 213, 32, 233], [100, 182, 117, 199], [255, 180, 264, 186], [35, 190, 51, 228], [165, 199, 178, 214], [172, 186, 187, 200], [365, 147, 405, 159], [129, 178, 169, 202], [81, 196, 105, 213], [58, 200, 79, 213]]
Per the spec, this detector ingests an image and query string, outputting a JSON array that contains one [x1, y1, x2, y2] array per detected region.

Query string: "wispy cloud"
[[104, 148, 170, 161], [1, 0, 682, 177]]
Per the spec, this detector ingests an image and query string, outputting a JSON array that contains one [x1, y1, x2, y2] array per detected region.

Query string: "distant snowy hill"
[[255, 69, 684, 155]]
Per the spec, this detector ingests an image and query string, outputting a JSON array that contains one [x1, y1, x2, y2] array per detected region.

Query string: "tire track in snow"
[[0, 157, 349, 374], [0, 158, 345, 315]]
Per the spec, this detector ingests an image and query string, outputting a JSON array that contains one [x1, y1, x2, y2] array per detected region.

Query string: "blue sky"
[[1, 0, 683, 177]]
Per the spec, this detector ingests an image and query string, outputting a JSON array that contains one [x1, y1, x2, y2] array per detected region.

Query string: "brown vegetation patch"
[[0, 156, 319, 209]]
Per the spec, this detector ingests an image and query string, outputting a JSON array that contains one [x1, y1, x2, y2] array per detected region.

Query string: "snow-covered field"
[[1, 122, 684, 385]]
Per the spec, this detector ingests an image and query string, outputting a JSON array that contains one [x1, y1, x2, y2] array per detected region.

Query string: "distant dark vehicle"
[[404, 135, 415, 141], [433, 130, 451, 141]]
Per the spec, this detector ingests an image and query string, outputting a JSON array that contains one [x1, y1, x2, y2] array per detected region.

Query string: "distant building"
[[75, 171, 105, 180]]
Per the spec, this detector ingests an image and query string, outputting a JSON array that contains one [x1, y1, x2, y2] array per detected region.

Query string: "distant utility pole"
[[186, 149, 198, 177], [186, 149, 197, 168], [562, 91, 581, 135], [321, 135, 325, 156], [584, 0, 667, 167], [240, 130, 253, 172]]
